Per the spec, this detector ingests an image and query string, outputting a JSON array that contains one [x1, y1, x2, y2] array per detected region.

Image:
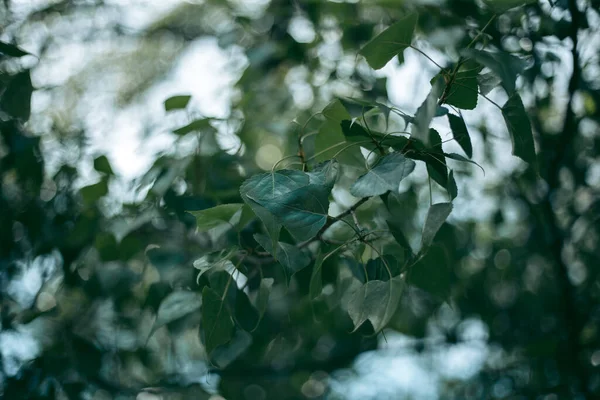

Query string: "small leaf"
[[93, 155, 115, 176], [447, 170, 458, 200], [0, 41, 30, 57], [501, 93, 537, 166], [478, 71, 502, 95], [0, 70, 33, 120], [150, 290, 202, 337], [359, 13, 419, 70], [447, 114, 473, 158], [255, 278, 274, 323], [462, 49, 526, 95], [421, 203, 452, 250], [350, 152, 416, 197], [412, 77, 445, 146], [202, 287, 234, 355], [309, 251, 325, 300], [483, 0, 536, 12], [173, 118, 212, 135], [188, 204, 244, 232], [307, 160, 339, 186], [443, 152, 485, 174], [164, 95, 191, 111], [346, 276, 404, 332], [254, 234, 311, 278]]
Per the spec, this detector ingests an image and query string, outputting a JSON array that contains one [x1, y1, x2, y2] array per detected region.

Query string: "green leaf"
[[93, 155, 115, 176], [443, 152, 485, 174], [346, 276, 404, 332], [477, 71, 502, 96], [340, 120, 384, 151], [173, 118, 212, 135], [409, 245, 451, 300], [462, 49, 526, 95], [483, 0, 536, 12], [307, 160, 339, 187], [202, 287, 234, 355], [447, 170, 458, 200], [350, 152, 416, 197], [255, 184, 333, 242], [447, 114, 473, 158], [164, 95, 191, 111], [412, 77, 445, 146], [255, 278, 274, 322], [314, 120, 364, 167], [309, 251, 325, 300], [322, 99, 351, 122], [421, 202, 453, 250], [188, 204, 244, 232], [254, 234, 311, 278], [359, 13, 419, 69], [443, 72, 479, 110], [386, 219, 413, 258], [365, 255, 403, 281], [234, 290, 259, 332], [501, 93, 537, 166], [149, 290, 202, 338], [80, 179, 109, 205], [211, 329, 252, 369], [0, 70, 33, 120], [0, 41, 30, 57], [236, 204, 256, 231]]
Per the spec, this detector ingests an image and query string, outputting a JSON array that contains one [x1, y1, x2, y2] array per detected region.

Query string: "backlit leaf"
[[501, 93, 537, 166], [359, 13, 419, 70]]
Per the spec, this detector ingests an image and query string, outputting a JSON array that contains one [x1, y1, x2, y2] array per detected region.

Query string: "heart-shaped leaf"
[[346, 275, 404, 332], [350, 152, 416, 197], [359, 13, 419, 70]]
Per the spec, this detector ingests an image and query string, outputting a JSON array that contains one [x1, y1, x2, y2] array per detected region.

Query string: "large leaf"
[[202, 287, 234, 355], [409, 245, 451, 300], [421, 202, 453, 250], [501, 93, 537, 166], [256, 184, 332, 242], [359, 13, 418, 69], [240, 170, 308, 247], [462, 49, 526, 95], [411, 77, 445, 146], [315, 112, 364, 167], [442, 69, 479, 110], [254, 234, 311, 278], [346, 276, 404, 332], [350, 152, 416, 197], [447, 113, 473, 158], [188, 204, 244, 232], [164, 95, 191, 111], [0, 70, 33, 120], [149, 290, 202, 337]]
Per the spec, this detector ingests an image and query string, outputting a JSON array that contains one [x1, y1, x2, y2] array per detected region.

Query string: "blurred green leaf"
[[412, 77, 445, 146], [164, 94, 191, 111], [483, 0, 536, 12], [173, 118, 212, 135], [0, 41, 30, 57], [202, 287, 234, 355], [359, 13, 418, 69], [409, 245, 451, 300], [80, 179, 108, 205], [309, 250, 325, 300], [93, 155, 115, 176], [447, 170, 458, 200], [350, 152, 416, 197], [462, 49, 526, 95], [150, 290, 203, 338], [0, 70, 33, 120], [188, 204, 244, 232], [502, 93, 537, 166]]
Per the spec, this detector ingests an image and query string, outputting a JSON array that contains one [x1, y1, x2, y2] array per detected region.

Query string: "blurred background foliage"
[[1, 0, 600, 399]]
